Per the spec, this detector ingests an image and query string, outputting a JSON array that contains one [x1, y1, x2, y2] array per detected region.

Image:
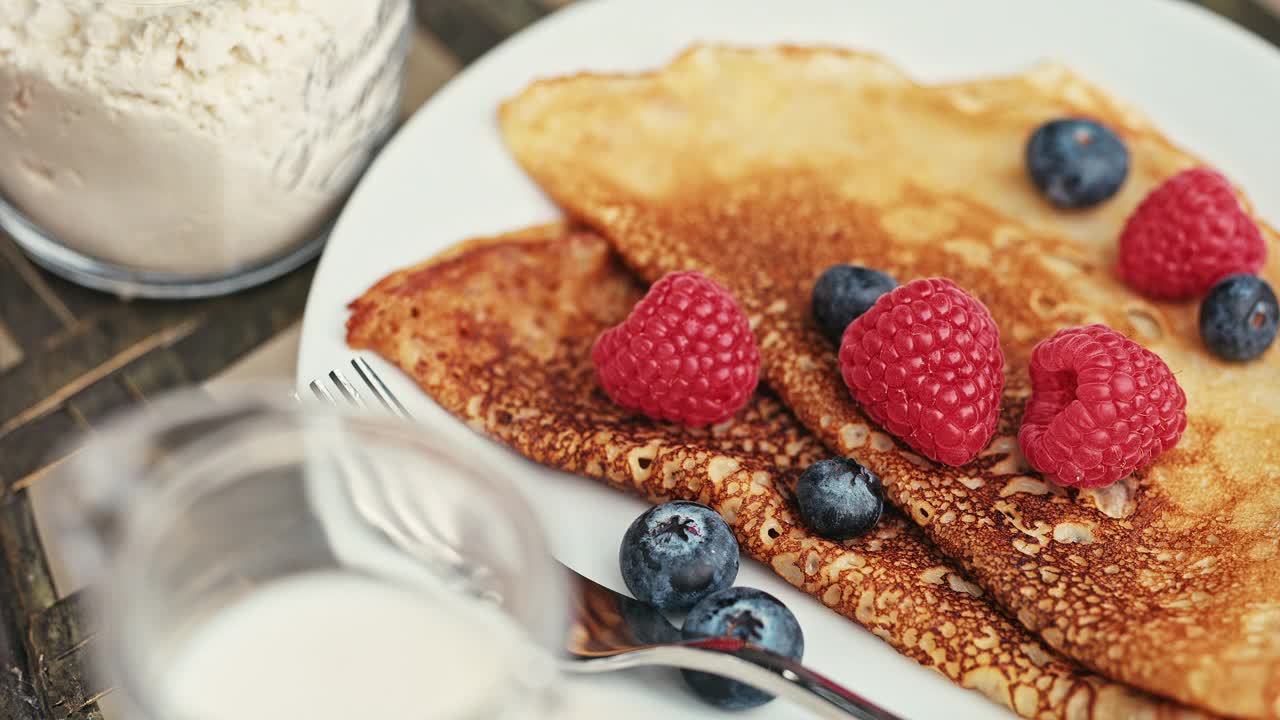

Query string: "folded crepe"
[[499, 46, 1280, 718], [347, 225, 1205, 719]]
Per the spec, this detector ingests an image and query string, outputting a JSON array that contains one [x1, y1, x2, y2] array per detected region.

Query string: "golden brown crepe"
[[499, 46, 1280, 718], [347, 226, 1208, 719]]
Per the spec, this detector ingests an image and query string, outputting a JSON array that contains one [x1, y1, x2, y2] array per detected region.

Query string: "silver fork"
[[308, 357, 904, 720]]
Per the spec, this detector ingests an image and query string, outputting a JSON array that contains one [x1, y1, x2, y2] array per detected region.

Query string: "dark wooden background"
[[0, 1, 1275, 718]]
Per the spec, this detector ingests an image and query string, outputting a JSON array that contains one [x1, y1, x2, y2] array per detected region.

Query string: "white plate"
[[296, 1, 1280, 717]]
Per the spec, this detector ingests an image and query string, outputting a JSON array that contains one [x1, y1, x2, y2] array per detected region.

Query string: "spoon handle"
[[565, 639, 904, 720]]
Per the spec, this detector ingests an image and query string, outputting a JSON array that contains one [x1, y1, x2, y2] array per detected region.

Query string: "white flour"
[[0, 0, 408, 274]]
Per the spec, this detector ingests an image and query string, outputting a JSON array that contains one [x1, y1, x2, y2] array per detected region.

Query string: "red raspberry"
[[592, 271, 760, 426], [839, 278, 1005, 466], [1018, 325, 1187, 489], [1118, 167, 1265, 300]]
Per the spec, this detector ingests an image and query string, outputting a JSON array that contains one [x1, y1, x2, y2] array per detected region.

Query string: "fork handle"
[[566, 639, 903, 720]]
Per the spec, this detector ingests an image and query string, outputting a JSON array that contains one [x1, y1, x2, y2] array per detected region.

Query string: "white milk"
[[159, 571, 530, 720]]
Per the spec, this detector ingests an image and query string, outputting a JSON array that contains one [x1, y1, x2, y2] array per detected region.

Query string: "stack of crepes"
[[349, 46, 1280, 719]]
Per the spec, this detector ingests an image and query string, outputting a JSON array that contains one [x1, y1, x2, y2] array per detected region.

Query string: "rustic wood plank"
[[415, 0, 547, 63], [118, 348, 190, 401], [0, 297, 192, 425], [0, 318, 197, 436], [0, 499, 57, 618], [415, 3, 506, 64], [400, 29, 464, 122], [465, 0, 550, 35], [28, 595, 95, 663], [64, 377, 138, 429], [0, 508, 42, 720], [30, 594, 105, 720], [36, 274, 117, 323], [54, 705, 104, 720], [0, 659, 41, 720], [203, 324, 300, 389], [2, 256, 312, 430], [2, 336, 227, 491], [169, 265, 315, 384], [170, 319, 274, 384], [0, 252, 67, 350], [1, 267, 313, 498], [0, 243, 75, 328], [1198, 0, 1280, 43], [0, 323, 22, 374], [2, 260, 316, 419], [0, 410, 82, 491]]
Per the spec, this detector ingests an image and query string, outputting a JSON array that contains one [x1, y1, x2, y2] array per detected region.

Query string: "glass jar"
[[46, 386, 569, 719], [0, 0, 412, 298]]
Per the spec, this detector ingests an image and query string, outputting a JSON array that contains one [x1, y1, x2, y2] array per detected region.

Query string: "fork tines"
[[308, 357, 412, 420]]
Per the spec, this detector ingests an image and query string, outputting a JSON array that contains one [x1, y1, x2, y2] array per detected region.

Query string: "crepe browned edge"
[[498, 46, 1280, 718], [346, 226, 1208, 719]]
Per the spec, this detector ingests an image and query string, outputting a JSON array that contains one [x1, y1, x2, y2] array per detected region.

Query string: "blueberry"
[[795, 458, 884, 540], [617, 597, 682, 645], [1200, 274, 1278, 362], [681, 587, 805, 710], [1026, 118, 1129, 209], [619, 501, 739, 611], [812, 265, 898, 345]]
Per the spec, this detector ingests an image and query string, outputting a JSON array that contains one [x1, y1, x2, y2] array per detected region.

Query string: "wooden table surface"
[[0, 1, 1276, 718]]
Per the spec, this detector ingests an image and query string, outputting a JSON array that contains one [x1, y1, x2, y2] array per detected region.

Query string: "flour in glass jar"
[[0, 0, 410, 274]]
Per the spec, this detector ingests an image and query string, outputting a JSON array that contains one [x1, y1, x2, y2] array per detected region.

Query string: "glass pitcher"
[[46, 386, 568, 719]]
